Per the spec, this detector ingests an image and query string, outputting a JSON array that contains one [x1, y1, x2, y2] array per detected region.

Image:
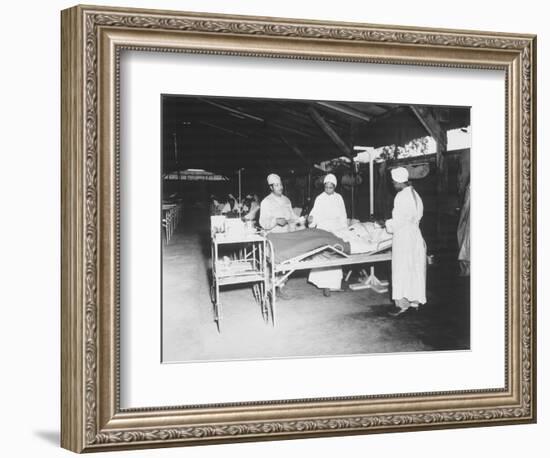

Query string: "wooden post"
[[350, 170, 355, 220], [435, 139, 448, 251], [369, 156, 374, 217], [409, 106, 448, 251], [307, 107, 353, 158]]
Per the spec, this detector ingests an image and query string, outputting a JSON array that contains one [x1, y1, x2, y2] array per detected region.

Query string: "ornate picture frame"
[[61, 4, 536, 453]]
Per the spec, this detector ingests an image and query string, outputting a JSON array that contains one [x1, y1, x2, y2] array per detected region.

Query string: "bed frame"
[[265, 240, 392, 325]]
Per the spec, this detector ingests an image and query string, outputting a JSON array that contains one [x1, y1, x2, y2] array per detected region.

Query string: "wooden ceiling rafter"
[[162, 96, 469, 177], [173, 124, 270, 175], [409, 106, 447, 148], [277, 134, 311, 166], [316, 101, 373, 123], [198, 121, 250, 138], [197, 97, 265, 123], [307, 107, 354, 158]]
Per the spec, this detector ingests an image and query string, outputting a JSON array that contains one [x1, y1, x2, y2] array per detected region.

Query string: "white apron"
[[307, 192, 348, 290], [386, 186, 426, 304]]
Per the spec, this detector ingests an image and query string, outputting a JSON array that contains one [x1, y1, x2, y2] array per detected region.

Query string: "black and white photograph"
[[2, 0, 543, 454], [160, 95, 471, 363]]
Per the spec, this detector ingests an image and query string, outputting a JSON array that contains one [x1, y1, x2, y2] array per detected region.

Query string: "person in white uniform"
[[259, 173, 299, 233], [307, 173, 348, 296], [260, 173, 301, 299], [385, 167, 427, 316]]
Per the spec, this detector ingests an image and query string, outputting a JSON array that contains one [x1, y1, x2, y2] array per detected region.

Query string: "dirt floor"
[[161, 209, 470, 363]]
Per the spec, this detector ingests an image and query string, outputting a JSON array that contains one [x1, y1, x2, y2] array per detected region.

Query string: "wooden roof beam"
[[409, 105, 447, 148], [198, 98, 265, 123], [308, 107, 354, 158], [278, 134, 311, 165], [267, 121, 314, 138], [198, 121, 250, 138], [198, 98, 313, 138], [316, 101, 372, 123]]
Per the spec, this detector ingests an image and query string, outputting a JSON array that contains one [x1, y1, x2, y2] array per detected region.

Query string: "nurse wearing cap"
[[385, 167, 427, 315], [307, 173, 348, 296], [259, 173, 299, 233]]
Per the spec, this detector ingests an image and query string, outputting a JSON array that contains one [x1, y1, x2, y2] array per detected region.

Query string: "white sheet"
[[337, 222, 392, 254]]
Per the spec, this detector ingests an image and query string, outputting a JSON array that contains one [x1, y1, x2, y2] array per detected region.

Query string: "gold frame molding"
[[61, 4, 537, 453]]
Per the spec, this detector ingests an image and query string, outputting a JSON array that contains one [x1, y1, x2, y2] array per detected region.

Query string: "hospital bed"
[[264, 228, 392, 326]]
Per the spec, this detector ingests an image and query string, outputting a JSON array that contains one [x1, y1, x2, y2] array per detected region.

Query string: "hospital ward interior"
[[161, 95, 471, 362]]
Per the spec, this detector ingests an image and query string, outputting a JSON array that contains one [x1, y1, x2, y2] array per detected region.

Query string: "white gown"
[[385, 186, 426, 304], [308, 192, 348, 290], [259, 193, 298, 233]]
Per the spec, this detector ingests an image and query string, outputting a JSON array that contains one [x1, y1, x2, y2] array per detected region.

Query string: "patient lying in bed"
[[266, 223, 392, 264], [335, 221, 393, 254]]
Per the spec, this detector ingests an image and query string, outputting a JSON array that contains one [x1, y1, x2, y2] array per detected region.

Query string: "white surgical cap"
[[324, 173, 337, 186], [267, 173, 281, 185], [390, 167, 409, 183]]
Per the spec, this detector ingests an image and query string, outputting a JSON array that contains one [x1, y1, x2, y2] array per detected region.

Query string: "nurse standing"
[[385, 167, 427, 315], [307, 174, 348, 296]]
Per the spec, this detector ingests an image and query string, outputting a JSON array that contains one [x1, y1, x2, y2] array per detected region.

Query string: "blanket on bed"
[[267, 228, 350, 264]]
